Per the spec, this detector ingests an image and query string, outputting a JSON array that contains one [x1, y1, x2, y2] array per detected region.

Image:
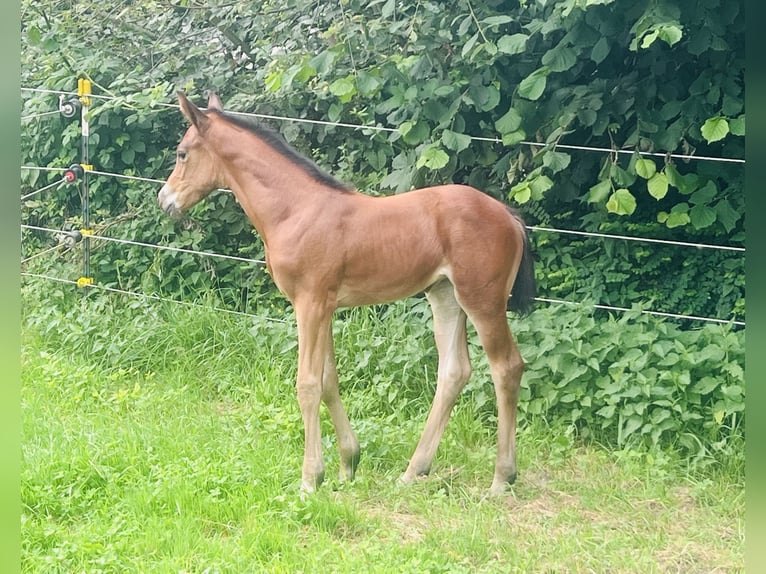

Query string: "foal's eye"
[[177, 150, 188, 161]]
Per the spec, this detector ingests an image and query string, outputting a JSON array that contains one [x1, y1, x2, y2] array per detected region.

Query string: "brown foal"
[[158, 92, 536, 495]]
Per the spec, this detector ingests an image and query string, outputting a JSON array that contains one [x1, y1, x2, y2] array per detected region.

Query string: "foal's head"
[[158, 92, 227, 217]]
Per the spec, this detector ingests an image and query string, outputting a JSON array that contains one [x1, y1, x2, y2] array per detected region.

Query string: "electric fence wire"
[[20, 272, 290, 324], [21, 224, 266, 265], [21, 176, 68, 201], [20, 223, 745, 327], [19, 165, 745, 253], [21, 86, 746, 165]]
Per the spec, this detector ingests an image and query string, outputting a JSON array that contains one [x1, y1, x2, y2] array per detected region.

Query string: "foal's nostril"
[[158, 184, 179, 217], [164, 204, 182, 219]]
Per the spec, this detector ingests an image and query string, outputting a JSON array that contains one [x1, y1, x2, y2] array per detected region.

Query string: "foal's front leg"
[[294, 300, 334, 492], [321, 328, 361, 482]]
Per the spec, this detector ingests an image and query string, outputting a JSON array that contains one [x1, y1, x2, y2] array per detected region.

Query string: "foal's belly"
[[335, 267, 448, 308]]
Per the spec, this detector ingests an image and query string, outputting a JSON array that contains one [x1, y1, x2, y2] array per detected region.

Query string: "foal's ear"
[[206, 91, 224, 112], [177, 91, 210, 133]]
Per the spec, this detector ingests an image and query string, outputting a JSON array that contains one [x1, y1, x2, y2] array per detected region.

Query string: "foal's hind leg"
[[321, 327, 361, 481], [470, 310, 524, 496], [401, 280, 472, 483]]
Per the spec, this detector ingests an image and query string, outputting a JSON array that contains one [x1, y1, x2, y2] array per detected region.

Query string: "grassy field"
[[21, 290, 744, 573]]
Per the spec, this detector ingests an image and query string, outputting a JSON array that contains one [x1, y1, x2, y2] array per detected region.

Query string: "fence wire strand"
[[21, 177, 68, 201], [20, 272, 290, 324], [21, 86, 745, 165], [21, 223, 745, 327], [20, 87, 745, 327], [21, 224, 266, 265], [19, 165, 746, 253]]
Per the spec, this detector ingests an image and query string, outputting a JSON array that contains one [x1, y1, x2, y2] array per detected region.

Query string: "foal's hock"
[[159, 92, 536, 495]]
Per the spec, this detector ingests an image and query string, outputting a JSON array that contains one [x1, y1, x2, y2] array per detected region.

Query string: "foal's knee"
[[443, 359, 472, 388]]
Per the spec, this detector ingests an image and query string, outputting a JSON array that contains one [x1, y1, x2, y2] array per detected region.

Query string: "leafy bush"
[[510, 303, 744, 463], [21, 0, 744, 324]]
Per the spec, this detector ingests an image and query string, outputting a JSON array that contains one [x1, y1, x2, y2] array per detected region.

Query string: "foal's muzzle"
[[158, 184, 182, 218]]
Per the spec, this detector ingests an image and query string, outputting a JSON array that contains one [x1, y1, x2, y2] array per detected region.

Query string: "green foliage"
[[23, 284, 744, 476], [511, 304, 744, 462], [21, 0, 744, 325]]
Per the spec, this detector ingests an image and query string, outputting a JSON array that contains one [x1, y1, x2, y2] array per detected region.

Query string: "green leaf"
[[121, 147, 135, 165], [640, 30, 659, 49], [510, 181, 531, 204], [518, 68, 549, 101], [400, 121, 429, 145], [469, 84, 500, 112], [542, 151, 571, 174], [27, 25, 41, 45], [692, 377, 720, 396], [647, 172, 668, 199], [588, 179, 612, 203], [658, 24, 683, 47], [461, 32, 480, 58], [441, 129, 472, 152], [309, 50, 338, 75], [606, 188, 636, 215], [529, 174, 554, 198], [356, 71, 382, 96], [502, 130, 526, 146], [663, 163, 681, 189], [457, 15, 472, 36], [264, 70, 282, 92], [541, 46, 577, 73], [495, 107, 522, 134], [690, 204, 717, 229], [578, 109, 597, 127], [690, 181, 717, 205], [497, 34, 529, 55], [381, 0, 395, 18], [416, 145, 450, 170], [590, 37, 610, 64], [329, 77, 357, 102], [481, 15, 514, 26], [663, 204, 691, 228], [730, 115, 745, 136], [634, 157, 657, 179], [622, 415, 643, 439], [714, 199, 740, 233], [665, 213, 691, 229], [609, 163, 636, 188], [701, 116, 729, 143]]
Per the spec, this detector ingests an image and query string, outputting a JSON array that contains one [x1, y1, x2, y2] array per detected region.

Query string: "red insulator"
[[64, 164, 84, 183]]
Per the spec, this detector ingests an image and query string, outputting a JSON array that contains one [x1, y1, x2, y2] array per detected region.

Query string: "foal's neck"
[[214, 125, 345, 241]]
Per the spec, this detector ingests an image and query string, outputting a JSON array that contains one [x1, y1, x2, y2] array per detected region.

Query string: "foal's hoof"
[[340, 450, 361, 482], [300, 470, 325, 495], [398, 469, 429, 486], [489, 472, 517, 497]]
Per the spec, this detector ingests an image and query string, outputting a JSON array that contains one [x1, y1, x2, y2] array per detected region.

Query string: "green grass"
[[21, 289, 744, 573]]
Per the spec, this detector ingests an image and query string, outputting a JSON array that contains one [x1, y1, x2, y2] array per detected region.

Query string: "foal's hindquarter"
[[278, 185, 526, 495]]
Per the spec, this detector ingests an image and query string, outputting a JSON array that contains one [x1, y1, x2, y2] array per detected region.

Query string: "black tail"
[[507, 209, 536, 316]]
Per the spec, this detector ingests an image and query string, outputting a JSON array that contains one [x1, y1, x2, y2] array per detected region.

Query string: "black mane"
[[213, 110, 355, 192]]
